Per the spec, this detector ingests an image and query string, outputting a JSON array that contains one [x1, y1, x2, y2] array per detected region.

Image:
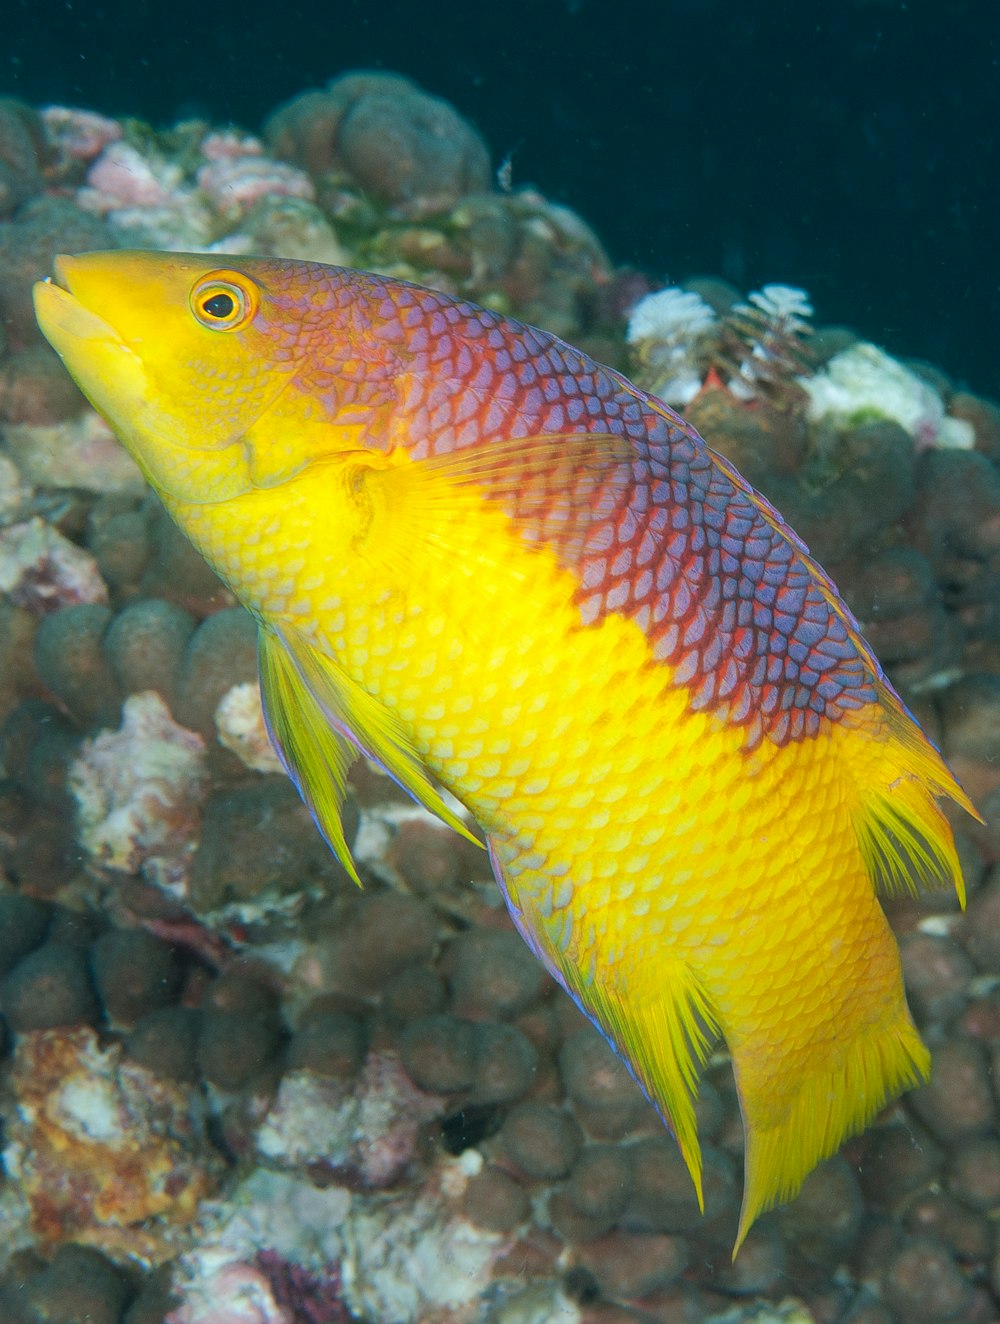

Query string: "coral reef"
[[2, 1025, 218, 1257], [626, 280, 814, 407], [0, 68, 999, 1324]]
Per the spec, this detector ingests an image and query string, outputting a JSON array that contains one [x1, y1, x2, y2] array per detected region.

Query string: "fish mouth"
[[33, 254, 127, 349]]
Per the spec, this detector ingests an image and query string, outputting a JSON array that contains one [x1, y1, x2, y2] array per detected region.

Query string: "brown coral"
[[266, 71, 490, 217]]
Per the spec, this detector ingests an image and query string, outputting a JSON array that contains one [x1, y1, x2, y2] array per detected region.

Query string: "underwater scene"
[[1, 6, 999, 1324]]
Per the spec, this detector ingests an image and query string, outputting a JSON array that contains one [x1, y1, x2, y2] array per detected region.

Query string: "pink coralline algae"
[[69, 691, 207, 886], [256, 1050, 443, 1188], [3, 409, 146, 494], [72, 126, 320, 254], [200, 130, 263, 163], [75, 137, 212, 250], [196, 144, 312, 222], [40, 104, 122, 167], [80, 138, 185, 212]]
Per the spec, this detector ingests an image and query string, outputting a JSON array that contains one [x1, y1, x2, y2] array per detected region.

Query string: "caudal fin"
[[732, 1002, 928, 1252], [732, 682, 973, 1253]]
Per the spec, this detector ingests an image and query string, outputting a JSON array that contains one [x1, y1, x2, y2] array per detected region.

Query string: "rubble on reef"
[[0, 69, 999, 1324], [3, 1025, 219, 1256]]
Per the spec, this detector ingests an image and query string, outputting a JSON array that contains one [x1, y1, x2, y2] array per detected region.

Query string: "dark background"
[[4, 0, 997, 395]]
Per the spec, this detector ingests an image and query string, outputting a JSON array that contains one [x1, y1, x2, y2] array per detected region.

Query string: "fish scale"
[[383, 299, 877, 745], [34, 250, 977, 1252]]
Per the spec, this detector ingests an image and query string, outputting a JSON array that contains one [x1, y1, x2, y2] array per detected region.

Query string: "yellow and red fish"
[[34, 252, 976, 1249]]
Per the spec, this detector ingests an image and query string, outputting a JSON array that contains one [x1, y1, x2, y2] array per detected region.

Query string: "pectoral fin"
[[365, 431, 635, 572]]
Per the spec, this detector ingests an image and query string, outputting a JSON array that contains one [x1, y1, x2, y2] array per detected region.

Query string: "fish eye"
[[190, 271, 257, 331]]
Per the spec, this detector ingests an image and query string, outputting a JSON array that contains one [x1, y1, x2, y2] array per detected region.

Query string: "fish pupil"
[[203, 292, 236, 319]]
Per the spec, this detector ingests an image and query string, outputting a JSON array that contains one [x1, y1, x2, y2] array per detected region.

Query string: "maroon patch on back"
[[301, 269, 882, 748]]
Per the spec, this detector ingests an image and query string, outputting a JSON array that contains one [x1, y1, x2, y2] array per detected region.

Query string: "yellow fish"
[[34, 251, 976, 1249]]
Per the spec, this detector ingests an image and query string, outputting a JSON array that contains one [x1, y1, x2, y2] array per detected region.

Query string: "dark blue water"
[[3, 0, 998, 393]]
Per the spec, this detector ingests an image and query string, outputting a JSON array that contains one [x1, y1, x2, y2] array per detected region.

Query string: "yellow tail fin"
[[730, 681, 974, 1253], [732, 1002, 928, 1252]]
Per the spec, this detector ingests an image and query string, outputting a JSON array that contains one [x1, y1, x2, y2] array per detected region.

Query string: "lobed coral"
[[265, 71, 492, 218]]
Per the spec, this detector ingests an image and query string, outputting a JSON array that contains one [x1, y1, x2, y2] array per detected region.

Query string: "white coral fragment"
[[167, 1254, 293, 1324], [167, 1172, 350, 1324], [166, 1175, 349, 1318], [215, 681, 283, 774], [256, 1052, 443, 1187], [801, 342, 975, 450], [340, 1173, 506, 1323], [70, 691, 206, 876], [170, 1114, 511, 1322]]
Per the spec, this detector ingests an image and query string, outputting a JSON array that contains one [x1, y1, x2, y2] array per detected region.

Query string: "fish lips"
[[34, 254, 126, 348], [34, 254, 155, 471]]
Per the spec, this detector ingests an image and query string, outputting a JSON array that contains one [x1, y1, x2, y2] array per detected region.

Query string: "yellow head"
[[33, 250, 399, 504]]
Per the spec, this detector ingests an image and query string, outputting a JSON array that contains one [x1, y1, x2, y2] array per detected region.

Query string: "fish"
[[34, 251, 977, 1250]]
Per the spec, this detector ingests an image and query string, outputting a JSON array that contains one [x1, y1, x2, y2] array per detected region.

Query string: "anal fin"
[[489, 838, 719, 1214], [567, 957, 720, 1209]]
